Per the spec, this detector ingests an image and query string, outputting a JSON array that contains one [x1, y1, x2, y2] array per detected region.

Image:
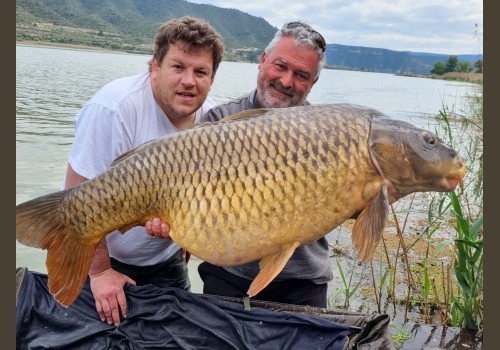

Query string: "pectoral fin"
[[352, 185, 389, 263], [247, 241, 300, 298]]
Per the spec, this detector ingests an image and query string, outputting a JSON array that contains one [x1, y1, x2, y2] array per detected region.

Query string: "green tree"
[[458, 61, 472, 73], [445, 55, 459, 73], [431, 61, 446, 75], [474, 59, 483, 73]]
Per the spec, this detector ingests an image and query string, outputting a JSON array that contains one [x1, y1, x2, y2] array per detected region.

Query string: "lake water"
[[16, 44, 479, 293]]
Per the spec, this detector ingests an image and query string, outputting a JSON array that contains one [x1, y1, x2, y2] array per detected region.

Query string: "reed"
[[437, 87, 483, 329], [449, 193, 483, 329], [329, 258, 362, 309]]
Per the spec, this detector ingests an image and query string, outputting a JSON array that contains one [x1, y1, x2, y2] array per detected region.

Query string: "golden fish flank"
[[16, 104, 467, 307]]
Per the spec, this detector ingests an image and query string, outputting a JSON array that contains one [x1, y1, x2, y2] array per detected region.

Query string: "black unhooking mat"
[[16, 268, 395, 349]]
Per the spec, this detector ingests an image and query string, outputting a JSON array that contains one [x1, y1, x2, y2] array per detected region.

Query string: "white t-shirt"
[[68, 71, 216, 266]]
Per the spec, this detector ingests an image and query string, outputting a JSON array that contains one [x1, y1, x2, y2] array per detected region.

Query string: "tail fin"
[[16, 191, 96, 307]]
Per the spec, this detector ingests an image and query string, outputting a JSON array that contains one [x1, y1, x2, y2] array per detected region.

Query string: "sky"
[[188, 0, 483, 55]]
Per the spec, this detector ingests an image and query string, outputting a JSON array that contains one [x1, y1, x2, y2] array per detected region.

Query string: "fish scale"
[[16, 104, 466, 307], [162, 109, 366, 262]]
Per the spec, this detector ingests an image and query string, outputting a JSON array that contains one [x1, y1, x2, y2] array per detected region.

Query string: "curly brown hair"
[[148, 16, 224, 78]]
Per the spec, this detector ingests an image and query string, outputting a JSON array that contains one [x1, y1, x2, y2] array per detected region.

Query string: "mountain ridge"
[[16, 0, 482, 74]]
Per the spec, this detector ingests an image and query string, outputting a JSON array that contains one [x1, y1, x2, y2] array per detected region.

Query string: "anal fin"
[[247, 241, 300, 298]]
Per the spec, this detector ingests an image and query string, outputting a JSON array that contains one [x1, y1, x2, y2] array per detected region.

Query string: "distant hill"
[[404, 51, 483, 67], [326, 44, 483, 74], [16, 0, 277, 60], [16, 0, 483, 74]]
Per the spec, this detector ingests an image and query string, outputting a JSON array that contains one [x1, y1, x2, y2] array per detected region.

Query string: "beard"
[[256, 75, 309, 108]]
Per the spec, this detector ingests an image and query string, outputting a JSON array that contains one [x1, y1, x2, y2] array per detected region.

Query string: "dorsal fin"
[[112, 108, 270, 167], [110, 140, 157, 167], [221, 108, 270, 121], [187, 108, 270, 130]]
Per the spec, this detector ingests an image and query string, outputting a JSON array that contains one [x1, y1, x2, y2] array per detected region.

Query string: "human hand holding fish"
[[144, 218, 191, 263], [16, 104, 467, 307], [145, 217, 171, 239]]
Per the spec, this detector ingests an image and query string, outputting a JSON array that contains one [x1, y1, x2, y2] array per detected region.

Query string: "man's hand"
[[145, 217, 191, 263], [145, 217, 171, 239], [90, 268, 136, 326]]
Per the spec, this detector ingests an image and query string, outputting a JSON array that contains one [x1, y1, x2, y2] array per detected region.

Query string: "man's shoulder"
[[202, 90, 256, 122], [75, 72, 153, 130], [90, 72, 150, 108]]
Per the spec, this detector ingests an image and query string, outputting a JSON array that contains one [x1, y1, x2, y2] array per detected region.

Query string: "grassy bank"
[[17, 40, 126, 53], [439, 72, 483, 84], [398, 72, 483, 85], [16, 39, 261, 63]]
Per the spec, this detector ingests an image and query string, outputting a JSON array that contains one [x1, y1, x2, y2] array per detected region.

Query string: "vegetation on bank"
[[436, 72, 483, 85], [400, 51, 483, 85], [397, 72, 483, 85], [16, 37, 263, 63], [431, 55, 482, 75], [430, 23, 482, 78], [16, 25, 155, 55], [427, 54, 484, 85]]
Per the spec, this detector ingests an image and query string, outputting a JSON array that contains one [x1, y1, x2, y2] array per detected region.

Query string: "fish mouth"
[[443, 163, 468, 192]]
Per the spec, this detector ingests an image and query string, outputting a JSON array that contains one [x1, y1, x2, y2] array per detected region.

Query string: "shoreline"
[[396, 71, 483, 84], [18, 41, 483, 83], [16, 40, 143, 55]]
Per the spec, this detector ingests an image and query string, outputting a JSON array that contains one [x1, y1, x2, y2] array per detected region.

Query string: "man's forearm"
[[88, 238, 112, 277]]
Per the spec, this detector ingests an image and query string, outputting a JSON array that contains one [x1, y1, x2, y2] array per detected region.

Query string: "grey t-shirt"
[[203, 89, 333, 284]]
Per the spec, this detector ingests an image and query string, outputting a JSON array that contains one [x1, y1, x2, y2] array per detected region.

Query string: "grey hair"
[[264, 21, 326, 80]]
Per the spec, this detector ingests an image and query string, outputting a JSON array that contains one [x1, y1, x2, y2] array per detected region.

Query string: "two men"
[[148, 21, 331, 308], [65, 15, 328, 327]]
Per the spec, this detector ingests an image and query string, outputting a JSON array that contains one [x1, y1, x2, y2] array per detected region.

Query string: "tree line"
[[431, 55, 483, 75]]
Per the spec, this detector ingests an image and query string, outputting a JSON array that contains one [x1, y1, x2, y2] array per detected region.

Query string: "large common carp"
[[16, 104, 466, 307]]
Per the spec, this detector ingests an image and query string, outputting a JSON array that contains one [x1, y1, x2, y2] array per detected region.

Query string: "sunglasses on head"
[[284, 22, 326, 53]]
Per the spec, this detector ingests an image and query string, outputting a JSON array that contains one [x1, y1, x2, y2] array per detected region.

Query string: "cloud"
[[189, 0, 483, 55]]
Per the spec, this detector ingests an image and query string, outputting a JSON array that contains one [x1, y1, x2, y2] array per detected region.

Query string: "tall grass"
[[400, 86, 483, 328], [440, 86, 483, 327], [449, 193, 483, 329], [330, 258, 362, 309]]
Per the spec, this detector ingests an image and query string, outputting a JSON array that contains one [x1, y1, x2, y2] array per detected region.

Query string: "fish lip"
[[443, 176, 461, 192], [444, 166, 468, 192]]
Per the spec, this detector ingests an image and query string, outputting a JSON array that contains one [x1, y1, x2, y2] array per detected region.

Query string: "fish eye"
[[423, 133, 436, 146]]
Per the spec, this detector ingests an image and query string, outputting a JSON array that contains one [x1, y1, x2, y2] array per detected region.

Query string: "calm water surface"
[[16, 44, 478, 290]]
